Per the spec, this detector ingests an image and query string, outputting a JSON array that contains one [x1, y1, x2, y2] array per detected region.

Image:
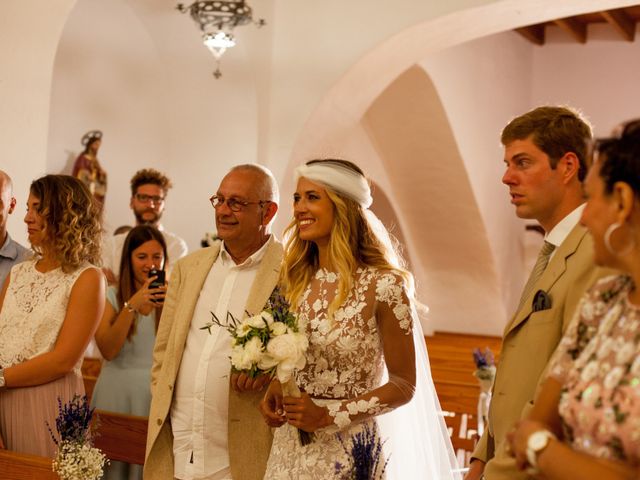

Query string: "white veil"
[[366, 209, 461, 479], [295, 162, 461, 479]]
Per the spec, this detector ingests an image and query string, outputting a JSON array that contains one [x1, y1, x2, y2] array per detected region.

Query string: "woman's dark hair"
[[595, 119, 640, 196], [117, 225, 168, 339]]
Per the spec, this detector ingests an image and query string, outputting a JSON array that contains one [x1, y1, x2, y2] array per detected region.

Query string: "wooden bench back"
[[92, 410, 148, 465], [0, 449, 58, 480]]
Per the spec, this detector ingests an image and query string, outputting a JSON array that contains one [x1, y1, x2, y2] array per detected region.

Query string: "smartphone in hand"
[[149, 268, 166, 303]]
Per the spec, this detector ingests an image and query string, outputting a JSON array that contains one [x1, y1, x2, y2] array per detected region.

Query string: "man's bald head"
[[0, 170, 17, 242]]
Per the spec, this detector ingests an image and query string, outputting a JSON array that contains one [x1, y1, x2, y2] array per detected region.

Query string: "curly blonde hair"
[[30, 175, 102, 271], [282, 159, 413, 316]]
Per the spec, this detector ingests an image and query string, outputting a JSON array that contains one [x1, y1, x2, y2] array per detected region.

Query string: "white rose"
[[266, 332, 309, 382], [247, 315, 268, 329], [231, 344, 251, 370], [231, 337, 264, 371], [243, 336, 264, 364], [260, 312, 275, 326], [258, 353, 279, 370], [270, 321, 287, 336]]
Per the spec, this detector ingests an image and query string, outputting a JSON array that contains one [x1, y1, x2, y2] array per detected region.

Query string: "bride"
[[259, 159, 460, 479]]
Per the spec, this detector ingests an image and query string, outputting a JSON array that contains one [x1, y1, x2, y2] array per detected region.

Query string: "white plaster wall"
[[531, 23, 640, 136], [419, 32, 535, 322], [48, 0, 261, 250], [1, 0, 76, 246]]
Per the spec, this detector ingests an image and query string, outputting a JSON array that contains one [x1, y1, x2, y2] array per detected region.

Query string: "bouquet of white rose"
[[47, 395, 108, 480], [202, 288, 312, 444]]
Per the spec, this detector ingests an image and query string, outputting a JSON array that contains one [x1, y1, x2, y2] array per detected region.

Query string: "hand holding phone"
[[149, 268, 166, 304]]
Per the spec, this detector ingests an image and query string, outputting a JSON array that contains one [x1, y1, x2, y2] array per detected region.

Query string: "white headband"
[[294, 162, 372, 208]]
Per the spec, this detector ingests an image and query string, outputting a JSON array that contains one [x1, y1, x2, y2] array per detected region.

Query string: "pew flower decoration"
[[201, 287, 311, 443], [473, 347, 496, 392], [334, 424, 389, 479], [47, 395, 108, 480]]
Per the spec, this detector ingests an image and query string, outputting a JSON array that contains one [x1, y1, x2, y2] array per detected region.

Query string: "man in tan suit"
[[466, 106, 609, 480], [144, 164, 282, 480]]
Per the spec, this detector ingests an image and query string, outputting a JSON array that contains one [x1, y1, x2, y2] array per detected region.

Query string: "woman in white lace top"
[[260, 159, 459, 479], [0, 175, 105, 457]]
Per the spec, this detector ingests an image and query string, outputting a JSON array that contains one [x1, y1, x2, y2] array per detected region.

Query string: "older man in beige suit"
[[466, 106, 610, 480], [144, 164, 282, 480]]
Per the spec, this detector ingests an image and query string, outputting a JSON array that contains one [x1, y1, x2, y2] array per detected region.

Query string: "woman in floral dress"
[[0, 175, 104, 457], [508, 119, 640, 479], [260, 159, 459, 479]]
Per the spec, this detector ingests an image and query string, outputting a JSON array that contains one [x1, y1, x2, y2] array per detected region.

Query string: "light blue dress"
[[91, 286, 156, 480]]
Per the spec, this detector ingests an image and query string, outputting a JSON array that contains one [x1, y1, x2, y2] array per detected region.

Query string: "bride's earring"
[[604, 222, 635, 256]]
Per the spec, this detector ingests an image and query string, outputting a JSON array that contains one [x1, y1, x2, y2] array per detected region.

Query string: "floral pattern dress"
[[263, 267, 415, 479], [548, 274, 640, 465]]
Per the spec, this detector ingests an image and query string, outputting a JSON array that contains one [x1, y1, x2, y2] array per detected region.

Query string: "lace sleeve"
[[325, 272, 416, 430]]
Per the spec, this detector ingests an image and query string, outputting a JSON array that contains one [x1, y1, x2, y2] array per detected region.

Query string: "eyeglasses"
[[135, 193, 165, 204], [209, 195, 268, 212]]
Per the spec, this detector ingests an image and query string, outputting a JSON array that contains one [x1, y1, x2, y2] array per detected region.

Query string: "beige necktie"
[[517, 240, 556, 313]]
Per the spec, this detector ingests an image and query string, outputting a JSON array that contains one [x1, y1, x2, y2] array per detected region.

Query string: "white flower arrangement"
[[201, 288, 308, 383], [47, 395, 108, 480], [52, 440, 108, 480], [201, 287, 312, 444]]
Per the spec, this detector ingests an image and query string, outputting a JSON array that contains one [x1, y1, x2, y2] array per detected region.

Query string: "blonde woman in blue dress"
[[260, 159, 460, 479]]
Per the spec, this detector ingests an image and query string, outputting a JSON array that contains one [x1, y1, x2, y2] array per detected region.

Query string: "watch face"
[[529, 431, 551, 451]]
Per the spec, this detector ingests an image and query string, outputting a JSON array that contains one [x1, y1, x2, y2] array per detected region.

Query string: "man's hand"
[[230, 372, 270, 393], [464, 459, 486, 480]]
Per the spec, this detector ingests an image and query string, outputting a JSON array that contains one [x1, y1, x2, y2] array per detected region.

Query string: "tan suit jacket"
[[472, 224, 610, 480], [143, 239, 283, 480]]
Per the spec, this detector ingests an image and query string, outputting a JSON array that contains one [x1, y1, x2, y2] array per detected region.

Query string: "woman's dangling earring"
[[604, 222, 635, 256]]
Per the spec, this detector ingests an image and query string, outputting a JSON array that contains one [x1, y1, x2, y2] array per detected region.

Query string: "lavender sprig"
[[335, 424, 389, 480], [47, 395, 95, 447], [472, 347, 495, 369]]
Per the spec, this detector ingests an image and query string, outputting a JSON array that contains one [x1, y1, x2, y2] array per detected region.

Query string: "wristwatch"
[[526, 429, 556, 473], [0, 367, 5, 389], [124, 301, 136, 313]]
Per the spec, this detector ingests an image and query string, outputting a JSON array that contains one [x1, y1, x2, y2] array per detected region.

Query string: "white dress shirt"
[[102, 226, 188, 278], [171, 237, 273, 480], [545, 203, 585, 260]]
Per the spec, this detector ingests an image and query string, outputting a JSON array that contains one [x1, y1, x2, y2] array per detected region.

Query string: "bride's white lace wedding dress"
[[263, 267, 459, 479]]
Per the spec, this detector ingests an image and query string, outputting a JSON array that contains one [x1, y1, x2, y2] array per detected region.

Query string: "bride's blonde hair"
[[282, 159, 413, 316]]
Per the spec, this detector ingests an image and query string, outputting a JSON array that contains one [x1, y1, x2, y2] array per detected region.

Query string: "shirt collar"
[[220, 235, 273, 268], [0, 233, 19, 260], [545, 203, 585, 248]]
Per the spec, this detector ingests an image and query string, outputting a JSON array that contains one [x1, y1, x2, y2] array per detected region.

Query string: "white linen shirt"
[[170, 237, 273, 480]]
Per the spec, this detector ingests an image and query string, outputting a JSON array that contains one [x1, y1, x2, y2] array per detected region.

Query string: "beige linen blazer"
[[143, 239, 283, 480], [472, 224, 611, 480]]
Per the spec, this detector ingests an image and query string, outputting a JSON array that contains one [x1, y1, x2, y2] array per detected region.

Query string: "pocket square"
[[532, 289, 552, 312]]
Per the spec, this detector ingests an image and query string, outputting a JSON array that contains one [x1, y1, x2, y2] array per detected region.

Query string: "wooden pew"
[[0, 449, 57, 480], [92, 410, 148, 465]]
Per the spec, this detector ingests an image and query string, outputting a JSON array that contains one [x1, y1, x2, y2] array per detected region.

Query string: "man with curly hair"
[[102, 168, 188, 283], [0, 170, 30, 289]]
